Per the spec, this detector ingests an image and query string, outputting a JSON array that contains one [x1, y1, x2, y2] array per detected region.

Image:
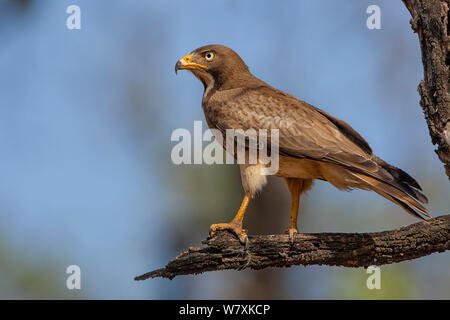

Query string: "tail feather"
[[350, 171, 431, 219], [373, 156, 428, 204]]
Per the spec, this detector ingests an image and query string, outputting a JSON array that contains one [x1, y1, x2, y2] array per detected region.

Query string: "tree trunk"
[[403, 0, 450, 178]]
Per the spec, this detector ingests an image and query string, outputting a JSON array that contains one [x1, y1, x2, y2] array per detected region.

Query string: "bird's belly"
[[276, 156, 368, 191], [276, 156, 323, 179]]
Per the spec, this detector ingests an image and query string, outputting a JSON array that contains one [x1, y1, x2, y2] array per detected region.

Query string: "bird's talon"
[[243, 235, 249, 250], [292, 231, 297, 243], [286, 227, 299, 243], [209, 222, 248, 245]]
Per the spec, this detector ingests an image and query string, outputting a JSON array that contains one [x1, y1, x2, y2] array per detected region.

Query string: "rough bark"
[[135, 215, 450, 280], [403, 0, 450, 178]]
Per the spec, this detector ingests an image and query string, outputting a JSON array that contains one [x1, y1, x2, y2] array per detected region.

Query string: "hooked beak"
[[175, 54, 207, 74]]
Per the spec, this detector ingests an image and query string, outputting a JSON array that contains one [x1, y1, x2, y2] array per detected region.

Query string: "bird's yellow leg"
[[287, 192, 300, 241], [210, 193, 252, 244], [284, 178, 303, 242]]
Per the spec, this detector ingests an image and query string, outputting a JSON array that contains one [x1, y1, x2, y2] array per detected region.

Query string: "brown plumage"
[[175, 44, 430, 244]]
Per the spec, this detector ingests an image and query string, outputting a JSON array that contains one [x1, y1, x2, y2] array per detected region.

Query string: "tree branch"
[[402, 0, 450, 178], [135, 215, 450, 280]]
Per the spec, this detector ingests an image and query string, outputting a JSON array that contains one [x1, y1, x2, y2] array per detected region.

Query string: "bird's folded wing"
[[212, 86, 393, 182]]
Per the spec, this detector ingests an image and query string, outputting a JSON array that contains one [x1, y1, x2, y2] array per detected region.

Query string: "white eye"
[[204, 52, 215, 61]]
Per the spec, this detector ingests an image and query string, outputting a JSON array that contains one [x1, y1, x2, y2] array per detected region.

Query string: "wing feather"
[[211, 86, 380, 174]]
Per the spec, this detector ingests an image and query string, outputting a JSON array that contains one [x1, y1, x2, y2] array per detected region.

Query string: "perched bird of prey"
[[175, 44, 430, 244]]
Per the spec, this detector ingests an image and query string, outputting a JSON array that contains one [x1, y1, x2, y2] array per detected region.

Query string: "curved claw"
[[235, 230, 248, 246], [243, 235, 249, 250], [286, 227, 299, 243], [291, 231, 297, 243]]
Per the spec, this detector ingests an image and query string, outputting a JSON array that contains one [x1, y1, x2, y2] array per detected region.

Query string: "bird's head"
[[175, 44, 250, 89]]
